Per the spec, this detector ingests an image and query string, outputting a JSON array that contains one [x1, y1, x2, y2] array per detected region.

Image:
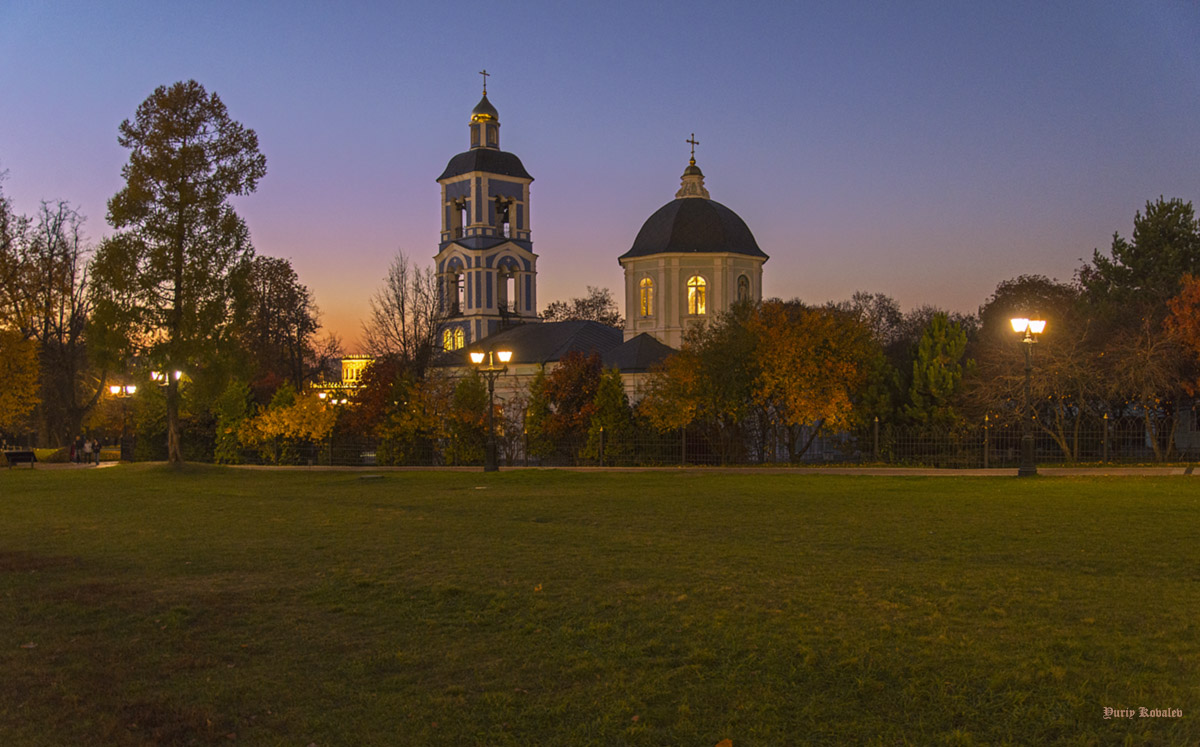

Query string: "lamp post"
[[469, 348, 512, 472], [1010, 317, 1046, 477], [108, 383, 137, 461]]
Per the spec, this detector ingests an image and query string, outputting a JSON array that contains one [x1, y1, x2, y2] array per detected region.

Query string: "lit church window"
[[687, 275, 707, 315], [639, 277, 654, 317], [443, 328, 466, 351]]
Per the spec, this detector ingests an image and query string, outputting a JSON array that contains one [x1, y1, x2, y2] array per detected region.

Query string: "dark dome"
[[619, 198, 767, 260], [471, 94, 498, 122], [438, 149, 533, 181]]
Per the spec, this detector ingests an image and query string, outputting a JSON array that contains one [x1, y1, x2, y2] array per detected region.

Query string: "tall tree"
[[1080, 197, 1200, 314], [91, 80, 266, 465], [542, 286, 624, 328], [362, 251, 445, 376], [238, 255, 320, 393]]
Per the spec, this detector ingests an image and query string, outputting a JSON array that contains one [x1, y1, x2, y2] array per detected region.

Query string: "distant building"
[[312, 354, 373, 400]]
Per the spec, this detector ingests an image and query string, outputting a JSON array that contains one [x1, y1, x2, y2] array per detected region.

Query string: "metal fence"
[[224, 417, 1200, 468]]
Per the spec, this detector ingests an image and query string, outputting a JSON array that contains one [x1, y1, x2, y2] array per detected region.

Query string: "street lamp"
[[469, 348, 512, 472], [150, 369, 182, 386], [1010, 317, 1046, 477], [108, 383, 137, 461]]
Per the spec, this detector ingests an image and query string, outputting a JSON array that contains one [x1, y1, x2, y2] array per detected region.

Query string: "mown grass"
[[1, 466, 1197, 745]]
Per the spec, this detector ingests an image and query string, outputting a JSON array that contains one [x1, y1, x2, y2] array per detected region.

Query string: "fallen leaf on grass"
[[20, 642, 36, 649], [716, 740, 733, 747], [534, 584, 542, 592]]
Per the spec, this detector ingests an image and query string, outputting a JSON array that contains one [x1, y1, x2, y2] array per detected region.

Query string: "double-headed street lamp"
[[1010, 317, 1046, 477], [469, 348, 512, 472]]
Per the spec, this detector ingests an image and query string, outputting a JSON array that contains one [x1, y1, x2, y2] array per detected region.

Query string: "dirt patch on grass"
[[0, 550, 81, 573]]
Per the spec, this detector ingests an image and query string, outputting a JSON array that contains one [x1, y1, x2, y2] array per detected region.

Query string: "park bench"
[[4, 450, 37, 469]]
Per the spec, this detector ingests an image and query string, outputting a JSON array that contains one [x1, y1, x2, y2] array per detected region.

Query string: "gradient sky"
[[3, 1, 1199, 352]]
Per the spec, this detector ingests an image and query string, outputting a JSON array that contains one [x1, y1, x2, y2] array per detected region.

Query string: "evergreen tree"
[[585, 368, 635, 463], [91, 80, 266, 466], [904, 312, 970, 427]]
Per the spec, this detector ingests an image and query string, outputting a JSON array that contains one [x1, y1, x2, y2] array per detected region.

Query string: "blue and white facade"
[[434, 88, 539, 348]]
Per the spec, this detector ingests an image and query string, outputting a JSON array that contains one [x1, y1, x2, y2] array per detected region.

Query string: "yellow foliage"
[[238, 393, 337, 446], [0, 329, 40, 429]]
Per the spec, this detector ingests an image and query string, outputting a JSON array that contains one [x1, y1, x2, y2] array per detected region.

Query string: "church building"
[[433, 78, 768, 398]]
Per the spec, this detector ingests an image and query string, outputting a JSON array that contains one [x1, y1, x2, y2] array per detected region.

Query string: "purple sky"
[[3, 1, 1198, 352]]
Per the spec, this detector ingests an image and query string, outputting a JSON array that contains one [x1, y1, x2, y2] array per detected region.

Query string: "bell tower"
[[434, 73, 539, 350]]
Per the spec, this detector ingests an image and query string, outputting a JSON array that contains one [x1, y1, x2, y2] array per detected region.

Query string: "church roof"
[[438, 149, 533, 181], [600, 333, 675, 372], [619, 197, 768, 260], [459, 321, 622, 366]]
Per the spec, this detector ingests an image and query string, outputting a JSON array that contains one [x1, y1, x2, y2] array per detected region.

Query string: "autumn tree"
[[91, 80, 266, 466], [238, 383, 337, 464], [749, 300, 877, 459], [1166, 273, 1200, 395], [542, 351, 603, 444], [542, 286, 623, 328], [362, 251, 445, 377], [376, 373, 455, 466], [0, 329, 39, 433]]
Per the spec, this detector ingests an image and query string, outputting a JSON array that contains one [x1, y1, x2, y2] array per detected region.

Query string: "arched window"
[[454, 272, 465, 313], [737, 274, 750, 303], [639, 277, 654, 317], [497, 259, 519, 313], [687, 275, 707, 315], [442, 327, 465, 351]]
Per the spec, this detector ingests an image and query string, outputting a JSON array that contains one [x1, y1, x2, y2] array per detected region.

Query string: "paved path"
[[21, 462, 1196, 476], [224, 464, 1197, 477]]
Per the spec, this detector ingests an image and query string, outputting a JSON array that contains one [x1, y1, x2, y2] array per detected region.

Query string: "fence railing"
[[222, 419, 1200, 468]]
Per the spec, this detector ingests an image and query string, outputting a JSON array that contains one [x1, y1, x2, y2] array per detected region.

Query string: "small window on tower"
[[737, 274, 750, 303], [639, 277, 654, 317], [487, 126, 497, 146], [687, 275, 707, 315]]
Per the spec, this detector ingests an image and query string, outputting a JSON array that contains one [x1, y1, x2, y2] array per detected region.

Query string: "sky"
[[3, 1, 1199, 352]]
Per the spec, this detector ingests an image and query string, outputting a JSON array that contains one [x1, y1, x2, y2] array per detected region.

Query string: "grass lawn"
[[1, 467, 1197, 745]]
